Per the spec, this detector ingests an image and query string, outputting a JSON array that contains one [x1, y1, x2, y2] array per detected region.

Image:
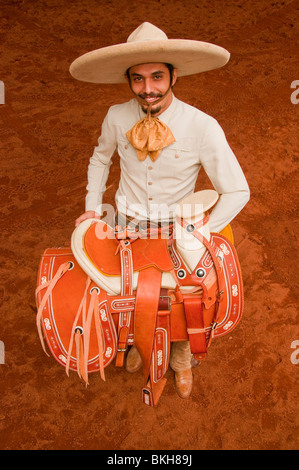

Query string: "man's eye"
[[133, 77, 142, 82], [154, 75, 162, 80]]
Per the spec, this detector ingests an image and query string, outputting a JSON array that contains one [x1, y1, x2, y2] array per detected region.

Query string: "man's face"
[[126, 63, 177, 116]]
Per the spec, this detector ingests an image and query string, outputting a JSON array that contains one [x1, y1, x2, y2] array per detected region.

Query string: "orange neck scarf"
[[126, 106, 175, 162], [126, 83, 176, 162]]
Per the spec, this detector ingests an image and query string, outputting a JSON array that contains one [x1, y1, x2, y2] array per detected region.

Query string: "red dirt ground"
[[0, 0, 298, 451]]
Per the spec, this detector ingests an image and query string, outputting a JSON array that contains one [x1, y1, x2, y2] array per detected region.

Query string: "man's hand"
[[75, 210, 102, 227]]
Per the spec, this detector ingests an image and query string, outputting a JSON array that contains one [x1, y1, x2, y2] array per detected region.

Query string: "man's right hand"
[[75, 211, 102, 227]]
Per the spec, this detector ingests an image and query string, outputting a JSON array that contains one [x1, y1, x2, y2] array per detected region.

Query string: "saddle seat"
[[71, 218, 178, 295]]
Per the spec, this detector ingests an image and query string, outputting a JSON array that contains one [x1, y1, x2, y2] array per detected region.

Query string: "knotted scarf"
[[126, 109, 175, 161]]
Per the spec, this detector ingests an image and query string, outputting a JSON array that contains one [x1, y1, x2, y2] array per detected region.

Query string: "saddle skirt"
[[35, 248, 117, 379], [36, 215, 243, 406]]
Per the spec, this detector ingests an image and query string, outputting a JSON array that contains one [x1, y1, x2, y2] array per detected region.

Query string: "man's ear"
[[172, 68, 178, 87]]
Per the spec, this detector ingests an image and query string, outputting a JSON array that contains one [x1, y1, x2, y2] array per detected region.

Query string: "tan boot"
[[174, 369, 193, 399], [125, 345, 142, 373]]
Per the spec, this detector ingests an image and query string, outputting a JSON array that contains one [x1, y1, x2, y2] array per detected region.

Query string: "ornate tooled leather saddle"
[[35, 194, 243, 406]]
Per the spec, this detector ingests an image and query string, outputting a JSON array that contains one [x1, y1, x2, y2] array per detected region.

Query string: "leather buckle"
[[159, 295, 172, 312]]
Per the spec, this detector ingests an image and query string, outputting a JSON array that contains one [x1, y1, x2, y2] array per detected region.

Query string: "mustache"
[[138, 92, 163, 100]]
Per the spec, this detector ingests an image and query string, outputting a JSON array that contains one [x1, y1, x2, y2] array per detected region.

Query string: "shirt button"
[[148, 166, 153, 170], [124, 144, 128, 149], [148, 197, 153, 201], [175, 154, 179, 159], [148, 182, 152, 185]]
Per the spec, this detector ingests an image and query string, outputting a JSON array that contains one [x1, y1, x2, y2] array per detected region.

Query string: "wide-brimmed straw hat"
[[69, 22, 230, 84]]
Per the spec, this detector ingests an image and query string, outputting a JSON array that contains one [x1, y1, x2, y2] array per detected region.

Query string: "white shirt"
[[85, 95, 250, 232]]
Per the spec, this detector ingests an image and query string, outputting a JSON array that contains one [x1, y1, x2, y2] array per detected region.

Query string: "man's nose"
[[143, 78, 153, 94]]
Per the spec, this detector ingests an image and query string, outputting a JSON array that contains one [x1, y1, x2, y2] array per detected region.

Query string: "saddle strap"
[[35, 261, 71, 356], [134, 267, 162, 381], [134, 267, 172, 406], [116, 243, 134, 367], [65, 281, 105, 384], [189, 232, 223, 353], [65, 276, 92, 381], [175, 217, 227, 355], [182, 296, 207, 360], [142, 288, 171, 406], [177, 216, 225, 291], [191, 229, 226, 305]]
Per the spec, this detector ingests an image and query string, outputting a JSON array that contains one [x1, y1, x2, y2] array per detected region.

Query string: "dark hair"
[[165, 63, 175, 82]]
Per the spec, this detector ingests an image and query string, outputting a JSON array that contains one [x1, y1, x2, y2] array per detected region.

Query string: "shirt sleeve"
[[85, 109, 117, 214], [199, 117, 250, 233]]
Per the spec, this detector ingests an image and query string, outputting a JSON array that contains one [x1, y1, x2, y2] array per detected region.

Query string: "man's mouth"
[[139, 94, 162, 104], [145, 97, 158, 103]]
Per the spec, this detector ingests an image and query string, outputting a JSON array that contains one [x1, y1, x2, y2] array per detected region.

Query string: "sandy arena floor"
[[0, 0, 298, 451]]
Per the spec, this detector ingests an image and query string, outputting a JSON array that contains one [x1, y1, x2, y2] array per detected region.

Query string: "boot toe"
[[174, 369, 193, 399]]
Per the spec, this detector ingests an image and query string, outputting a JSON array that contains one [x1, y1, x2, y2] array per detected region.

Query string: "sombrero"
[[69, 22, 230, 84]]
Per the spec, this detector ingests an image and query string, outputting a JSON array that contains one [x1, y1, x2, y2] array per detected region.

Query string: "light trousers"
[[170, 341, 193, 372]]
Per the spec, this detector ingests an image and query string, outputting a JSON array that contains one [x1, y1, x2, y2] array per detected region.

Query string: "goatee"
[[142, 104, 162, 116]]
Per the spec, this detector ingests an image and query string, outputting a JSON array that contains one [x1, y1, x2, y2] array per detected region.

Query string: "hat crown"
[[127, 22, 168, 43], [70, 22, 230, 84]]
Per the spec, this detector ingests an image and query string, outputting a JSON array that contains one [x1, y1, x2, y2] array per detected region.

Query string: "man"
[[70, 22, 250, 398]]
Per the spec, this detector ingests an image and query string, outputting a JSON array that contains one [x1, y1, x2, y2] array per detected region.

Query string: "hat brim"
[[69, 39, 230, 84]]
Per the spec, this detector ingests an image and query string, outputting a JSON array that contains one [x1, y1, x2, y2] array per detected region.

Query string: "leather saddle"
[[35, 193, 244, 406]]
